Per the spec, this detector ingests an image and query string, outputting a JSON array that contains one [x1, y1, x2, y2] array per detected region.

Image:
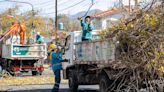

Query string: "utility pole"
[[55, 0, 58, 31], [129, 0, 131, 13], [134, 0, 139, 7], [119, 0, 123, 8]]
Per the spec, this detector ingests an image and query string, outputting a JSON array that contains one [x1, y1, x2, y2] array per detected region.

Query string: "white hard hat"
[[37, 32, 40, 35]]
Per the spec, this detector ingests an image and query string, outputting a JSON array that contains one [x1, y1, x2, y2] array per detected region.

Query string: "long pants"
[[82, 38, 89, 41], [52, 69, 61, 92]]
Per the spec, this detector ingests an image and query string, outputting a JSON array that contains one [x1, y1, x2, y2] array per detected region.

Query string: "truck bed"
[[74, 39, 115, 65]]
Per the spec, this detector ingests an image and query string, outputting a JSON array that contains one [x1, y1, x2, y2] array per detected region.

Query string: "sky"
[[0, 0, 138, 17]]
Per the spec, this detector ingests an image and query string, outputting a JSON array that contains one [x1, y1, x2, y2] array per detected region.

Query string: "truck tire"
[[69, 71, 78, 92], [99, 74, 111, 92], [38, 71, 43, 75], [32, 71, 38, 76]]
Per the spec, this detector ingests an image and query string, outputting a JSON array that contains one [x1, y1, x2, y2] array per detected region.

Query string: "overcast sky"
[[0, 0, 139, 17]]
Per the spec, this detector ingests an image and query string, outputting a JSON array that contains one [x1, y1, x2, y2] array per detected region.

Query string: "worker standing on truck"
[[50, 47, 63, 92], [36, 32, 44, 44], [78, 16, 94, 41]]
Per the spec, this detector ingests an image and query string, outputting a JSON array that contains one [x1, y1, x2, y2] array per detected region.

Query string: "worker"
[[48, 42, 57, 64], [78, 16, 94, 41], [48, 41, 57, 52], [50, 46, 63, 92], [36, 32, 44, 44]]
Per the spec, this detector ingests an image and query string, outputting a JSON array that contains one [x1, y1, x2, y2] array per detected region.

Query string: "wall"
[[94, 11, 129, 29], [92, 18, 102, 30]]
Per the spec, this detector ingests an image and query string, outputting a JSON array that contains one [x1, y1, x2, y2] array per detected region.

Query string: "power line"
[[40, 11, 56, 15], [58, 0, 68, 5], [67, 0, 96, 14], [40, 0, 87, 15], [39, 0, 75, 11], [5, 0, 34, 11], [34, 0, 55, 8], [59, 0, 86, 12], [45, 5, 56, 10], [81, 0, 90, 7], [81, 0, 96, 18], [34, 0, 53, 6], [58, 0, 74, 6], [34, 0, 64, 8]]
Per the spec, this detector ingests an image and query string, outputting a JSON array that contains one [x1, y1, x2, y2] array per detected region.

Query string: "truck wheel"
[[9, 70, 16, 76], [69, 71, 78, 92], [38, 71, 43, 75], [32, 71, 38, 76], [99, 74, 111, 92]]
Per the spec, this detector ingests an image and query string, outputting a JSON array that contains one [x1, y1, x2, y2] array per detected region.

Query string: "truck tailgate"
[[2, 44, 47, 60], [74, 39, 115, 64]]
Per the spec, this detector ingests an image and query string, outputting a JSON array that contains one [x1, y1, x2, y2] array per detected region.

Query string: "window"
[[92, 35, 100, 40]]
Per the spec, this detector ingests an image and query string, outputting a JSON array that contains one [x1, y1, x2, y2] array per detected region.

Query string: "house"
[[92, 7, 129, 29]]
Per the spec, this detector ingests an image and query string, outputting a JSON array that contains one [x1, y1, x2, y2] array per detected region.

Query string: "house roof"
[[92, 6, 129, 18]]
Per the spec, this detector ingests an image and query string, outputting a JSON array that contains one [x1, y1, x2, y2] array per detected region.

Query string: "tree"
[[0, 6, 19, 32], [0, 5, 54, 37], [57, 14, 81, 31]]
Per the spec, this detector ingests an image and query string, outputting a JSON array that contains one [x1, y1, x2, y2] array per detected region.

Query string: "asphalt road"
[[8, 84, 99, 92], [1, 68, 99, 92]]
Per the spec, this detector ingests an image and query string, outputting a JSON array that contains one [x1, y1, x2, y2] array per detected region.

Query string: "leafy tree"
[[57, 14, 81, 31], [0, 6, 53, 37], [0, 6, 19, 32]]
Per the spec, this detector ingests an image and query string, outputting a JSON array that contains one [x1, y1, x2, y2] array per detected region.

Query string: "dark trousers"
[[82, 38, 89, 41], [52, 69, 61, 92]]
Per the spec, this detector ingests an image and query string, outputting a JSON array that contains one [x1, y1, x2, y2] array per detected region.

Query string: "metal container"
[[58, 22, 64, 30], [74, 39, 115, 63]]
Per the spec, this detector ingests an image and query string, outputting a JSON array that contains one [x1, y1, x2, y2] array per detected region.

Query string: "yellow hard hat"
[[50, 43, 57, 49]]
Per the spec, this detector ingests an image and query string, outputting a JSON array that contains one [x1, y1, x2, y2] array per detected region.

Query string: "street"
[[0, 68, 99, 92], [8, 84, 99, 92]]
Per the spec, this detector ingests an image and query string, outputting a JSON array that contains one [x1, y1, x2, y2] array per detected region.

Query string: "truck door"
[[63, 34, 73, 68]]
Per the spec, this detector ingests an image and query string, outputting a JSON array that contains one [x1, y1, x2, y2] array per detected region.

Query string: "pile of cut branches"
[[99, 1, 164, 91]]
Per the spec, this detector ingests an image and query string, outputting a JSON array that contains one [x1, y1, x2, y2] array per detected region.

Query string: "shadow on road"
[[9, 88, 99, 92]]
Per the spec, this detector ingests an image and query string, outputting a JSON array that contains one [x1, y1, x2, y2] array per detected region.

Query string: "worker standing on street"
[[50, 47, 63, 92], [47, 42, 56, 64], [48, 41, 57, 52], [78, 16, 94, 41]]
